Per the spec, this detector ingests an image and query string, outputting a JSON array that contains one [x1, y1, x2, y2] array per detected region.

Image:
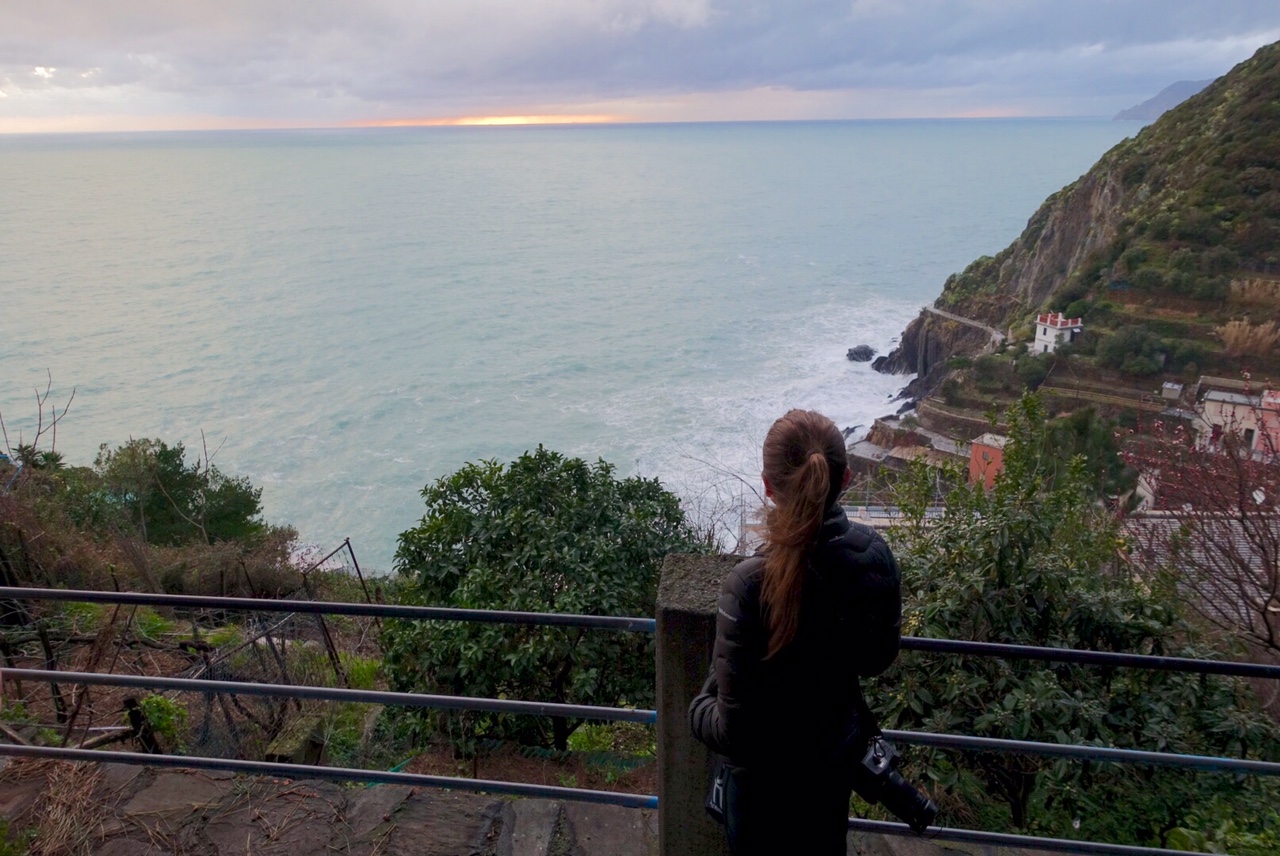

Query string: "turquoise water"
[[0, 120, 1138, 570]]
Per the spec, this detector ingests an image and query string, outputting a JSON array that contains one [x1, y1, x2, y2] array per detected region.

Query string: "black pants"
[[723, 765, 852, 856]]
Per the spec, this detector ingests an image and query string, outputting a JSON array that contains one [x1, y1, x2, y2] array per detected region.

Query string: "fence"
[[1, 562, 1279, 855]]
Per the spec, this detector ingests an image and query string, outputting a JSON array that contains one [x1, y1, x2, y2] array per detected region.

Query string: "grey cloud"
[[3, 0, 1280, 120]]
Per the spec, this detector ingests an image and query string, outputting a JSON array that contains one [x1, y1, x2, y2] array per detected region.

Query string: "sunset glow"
[[358, 115, 623, 128]]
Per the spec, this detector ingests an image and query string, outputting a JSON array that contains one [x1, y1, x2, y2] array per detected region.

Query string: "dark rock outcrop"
[[873, 313, 991, 401], [846, 345, 876, 362]]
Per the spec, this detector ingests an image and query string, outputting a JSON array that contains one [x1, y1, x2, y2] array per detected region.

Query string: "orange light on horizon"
[[357, 114, 623, 128]]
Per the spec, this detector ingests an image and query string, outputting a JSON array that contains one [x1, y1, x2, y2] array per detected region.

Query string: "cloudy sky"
[[4, 0, 1280, 132]]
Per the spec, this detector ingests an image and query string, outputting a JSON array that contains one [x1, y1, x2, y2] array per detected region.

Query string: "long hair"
[[759, 409, 848, 658]]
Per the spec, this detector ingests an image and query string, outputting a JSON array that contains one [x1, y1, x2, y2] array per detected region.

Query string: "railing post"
[[656, 553, 740, 856]]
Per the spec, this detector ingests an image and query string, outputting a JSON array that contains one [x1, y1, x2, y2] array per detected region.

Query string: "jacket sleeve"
[[688, 561, 763, 757], [851, 537, 903, 677]]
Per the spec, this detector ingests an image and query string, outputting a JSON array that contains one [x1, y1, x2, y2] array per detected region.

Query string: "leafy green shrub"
[[339, 653, 381, 690], [885, 395, 1280, 842], [1016, 354, 1053, 390], [1120, 245, 1150, 271], [384, 447, 705, 752], [1069, 328, 1100, 355], [973, 354, 1012, 392], [1194, 275, 1229, 301], [1202, 244, 1240, 274], [85, 438, 266, 546], [1063, 298, 1091, 319], [1170, 341, 1209, 372], [566, 724, 614, 753], [940, 378, 962, 407], [137, 694, 188, 750], [1131, 267, 1166, 291], [1098, 326, 1165, 374], [1169, 247, 1196, 271], [0, 702, 32, 725], [1121, 354, 1162, 376]]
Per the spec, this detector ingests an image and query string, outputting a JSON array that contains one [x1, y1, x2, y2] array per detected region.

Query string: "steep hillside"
[[878, 40, 1280, 397]]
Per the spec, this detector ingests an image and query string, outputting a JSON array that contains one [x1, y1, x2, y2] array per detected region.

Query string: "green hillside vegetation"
[[883, 396, 1280, 849], [937, 40, 1280, 384], [2, 437, 297, 597]]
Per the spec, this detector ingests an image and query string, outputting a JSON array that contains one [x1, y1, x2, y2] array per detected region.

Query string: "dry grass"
[[1216, 318, 1280, 357], [2, 759, 104, 856], [1229, 278, 1280, 305]]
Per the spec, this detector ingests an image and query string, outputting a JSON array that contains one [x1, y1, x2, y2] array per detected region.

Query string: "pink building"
[[1196, 388, 1280, 458]]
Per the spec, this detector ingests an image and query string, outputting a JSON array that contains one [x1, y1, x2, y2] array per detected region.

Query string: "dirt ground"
[[404, 741, 656, 797]]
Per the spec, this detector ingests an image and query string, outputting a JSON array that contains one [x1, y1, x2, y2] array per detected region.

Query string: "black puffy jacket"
[[688, 504, 902, 771]]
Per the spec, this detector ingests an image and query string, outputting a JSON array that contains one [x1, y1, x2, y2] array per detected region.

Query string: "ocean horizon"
[[0, 119, 1140, 570]]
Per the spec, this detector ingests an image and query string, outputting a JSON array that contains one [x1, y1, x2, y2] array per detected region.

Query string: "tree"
[[0, 372, 74, 479], [383, 446, 705, 752], [91, 438, 265, 546], [1041, 407, 1136, 500], [1123, 406, 1280, 659], [880, 394, 1280, 845]]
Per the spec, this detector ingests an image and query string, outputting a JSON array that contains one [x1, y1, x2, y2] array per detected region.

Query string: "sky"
[[4, 1, 1280, 133]]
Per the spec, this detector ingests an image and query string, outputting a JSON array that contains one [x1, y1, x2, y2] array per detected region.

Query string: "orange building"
[[968, 433, 1009, 489]]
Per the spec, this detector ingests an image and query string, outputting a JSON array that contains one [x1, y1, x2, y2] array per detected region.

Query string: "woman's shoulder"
[[722, 554, 766, 599]]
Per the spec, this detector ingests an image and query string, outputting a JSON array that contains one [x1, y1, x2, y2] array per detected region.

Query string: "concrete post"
[[656, 553, 741, 856]]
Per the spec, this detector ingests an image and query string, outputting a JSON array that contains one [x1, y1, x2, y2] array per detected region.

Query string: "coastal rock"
[[873, 313, 991, 402], [846, 345, 876, 362]]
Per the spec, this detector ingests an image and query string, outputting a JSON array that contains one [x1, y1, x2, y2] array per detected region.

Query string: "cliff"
[[877, 39, 1280, 401]]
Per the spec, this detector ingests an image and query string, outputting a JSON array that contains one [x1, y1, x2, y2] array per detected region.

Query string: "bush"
[[1131, 267, 1166, 291], [1063, 298, 1091, 319], [384, 447, 706, 752], [973, 355, 1012, 393], [884, 395, 1280, 841], [85, 439, 266, 546], [1017, 354, 1053, 390], [1121, 354, 1162, 376], [1097, 325, 1183, 375], [1120, 245, 1150, 271], [940, 378, 963, 406]]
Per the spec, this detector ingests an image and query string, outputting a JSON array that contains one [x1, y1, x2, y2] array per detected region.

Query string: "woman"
[[688, 409, 904, 855]]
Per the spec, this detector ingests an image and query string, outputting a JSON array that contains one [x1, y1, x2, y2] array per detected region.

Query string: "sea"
[[0, 119, 1140, 571]]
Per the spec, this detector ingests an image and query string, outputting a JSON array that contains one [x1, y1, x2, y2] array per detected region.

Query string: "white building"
[[1033, 312, 1083, 354]]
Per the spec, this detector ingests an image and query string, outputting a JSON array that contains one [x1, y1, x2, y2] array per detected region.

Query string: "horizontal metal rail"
[[7, 587, 1277, 680], [0, 744, 658, 809], [9, 668, 1269, 776], [884, 729, 1280, 777], [1, 668, 657, 724], [901, 635, 1280, 680], [0, 587, 655, 632], [847, 817, 1199, 856]]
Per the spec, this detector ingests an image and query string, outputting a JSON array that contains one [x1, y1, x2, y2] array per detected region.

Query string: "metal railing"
[[1, 585, 1276, 855]]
